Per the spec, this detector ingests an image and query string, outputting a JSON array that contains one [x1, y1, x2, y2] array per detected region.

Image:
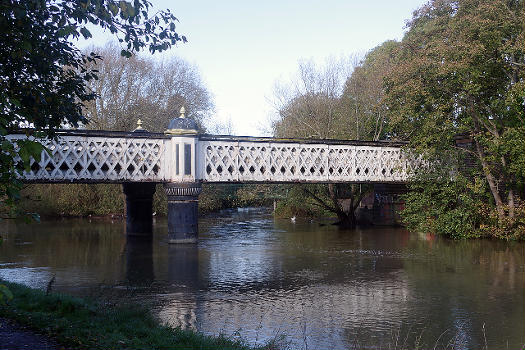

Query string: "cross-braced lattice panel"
[[201, 141, 330, 182], [400, 151, 423, 179], [200, 140, 412, 183], [237, 142, 271, 181], [124, 139, 165, 180], [269, 145, 300, 181], [11, 135, 165, 182], [202, 141, 239, 181], [292, 144, 329, 181], [327, 146, 356, 181], [377, 148, 407, 182], [202, 141, 331, 182], [328, 146, 408, 182], [201, 141, 277, 181]]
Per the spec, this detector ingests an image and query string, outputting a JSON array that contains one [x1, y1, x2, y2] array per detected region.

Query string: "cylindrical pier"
[[164, 182, 202, 243]]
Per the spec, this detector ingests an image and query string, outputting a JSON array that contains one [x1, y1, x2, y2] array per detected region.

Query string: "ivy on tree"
[[0, 0, 186, 218]]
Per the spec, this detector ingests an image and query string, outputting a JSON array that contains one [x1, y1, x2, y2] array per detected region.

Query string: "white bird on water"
[[290, 216, 296, 223]]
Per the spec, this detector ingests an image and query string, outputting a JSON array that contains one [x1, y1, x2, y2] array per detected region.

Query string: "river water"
[[0, 208, 523, 349]]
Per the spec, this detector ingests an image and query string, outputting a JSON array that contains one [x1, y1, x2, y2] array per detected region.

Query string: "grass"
[[2, 280, 520, 350], [0, 280, 275, 350]]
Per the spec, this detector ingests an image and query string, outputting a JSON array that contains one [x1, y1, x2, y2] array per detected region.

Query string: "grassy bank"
[[0, 280, 272, 350]]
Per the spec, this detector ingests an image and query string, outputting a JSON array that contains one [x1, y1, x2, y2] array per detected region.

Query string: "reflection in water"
[[125, 237, 154, 286], [157, 245, 201, 330], [167, 245, 200, 290], [1, 209, 524, 349], [0, 219, 127, 292]]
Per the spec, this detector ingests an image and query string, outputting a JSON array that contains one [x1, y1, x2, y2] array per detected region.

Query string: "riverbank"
[[14, 183, 273, 218], [0, 280, 273, 350]]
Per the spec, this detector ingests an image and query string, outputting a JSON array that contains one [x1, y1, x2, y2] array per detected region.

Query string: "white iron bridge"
[[8, 130, 415, 184]]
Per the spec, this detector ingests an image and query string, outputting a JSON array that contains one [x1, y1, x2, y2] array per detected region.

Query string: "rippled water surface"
[[1, 208, 524, 349]]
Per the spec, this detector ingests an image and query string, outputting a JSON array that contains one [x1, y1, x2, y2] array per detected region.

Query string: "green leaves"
[[120, 49, 132, 58], [0, 284, 13, 305], [386, 0, 525, 238], [118, 1, 136, 19], [17, 139, 45, 172], [1, 0, 186, 217], [109, 3, 119, 16], [21, 41, 32, 51], [401, 176, 485, 239]]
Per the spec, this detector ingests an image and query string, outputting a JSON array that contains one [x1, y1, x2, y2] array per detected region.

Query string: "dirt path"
[[0, 318, 58, 350]]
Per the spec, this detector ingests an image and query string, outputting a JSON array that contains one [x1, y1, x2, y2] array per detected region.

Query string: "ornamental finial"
[[135, 119, 144, 130], [180, 106, 186, 119]]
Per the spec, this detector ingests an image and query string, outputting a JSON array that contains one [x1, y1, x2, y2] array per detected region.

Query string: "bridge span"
[[8, 132, 411, 184], [7, 112, 416, 243]]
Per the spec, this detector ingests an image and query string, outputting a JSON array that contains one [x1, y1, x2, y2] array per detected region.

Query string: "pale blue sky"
[[79, 0, 427, 136]]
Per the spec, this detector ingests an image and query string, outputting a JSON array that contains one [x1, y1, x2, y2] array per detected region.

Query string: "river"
[[1, 208, 523, 349]]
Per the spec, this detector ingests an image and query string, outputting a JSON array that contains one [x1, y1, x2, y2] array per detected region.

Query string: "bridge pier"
[[122, 182, 156, 237], [164, 182, 202, 244]]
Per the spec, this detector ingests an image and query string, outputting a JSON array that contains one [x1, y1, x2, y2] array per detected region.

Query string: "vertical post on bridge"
[[164, 106, 202, 244]]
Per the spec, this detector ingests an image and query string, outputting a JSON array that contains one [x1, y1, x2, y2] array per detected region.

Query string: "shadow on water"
[[1, 208, 524, 349]]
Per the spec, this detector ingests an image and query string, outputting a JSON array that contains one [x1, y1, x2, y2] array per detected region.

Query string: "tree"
[[272, 58, 350, 139], [272, 58, 380, 228], [82, 43, 214, 132], [271, 46, 403, 227], [0, 0, 185, 217], [385, 0, 525, 239], [341, 40, 399, 141], [16, 42, 215, 219]]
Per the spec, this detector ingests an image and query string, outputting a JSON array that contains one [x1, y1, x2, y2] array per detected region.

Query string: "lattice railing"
[[9, 132, 415, 183], [199, 140, 414, 183], [8, 134, 167, 182]]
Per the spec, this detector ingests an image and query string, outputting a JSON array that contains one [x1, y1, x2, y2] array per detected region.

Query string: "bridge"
[[8, 110, 416, 243]]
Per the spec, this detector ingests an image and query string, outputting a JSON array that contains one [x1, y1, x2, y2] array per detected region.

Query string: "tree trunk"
[[330, 184, 363, 229], [335, 210, 357, 229], [471, 113, 506, 223], [475, 138, 505, 222], [303, 184, 370, 229], [508, 189, 515, 220]]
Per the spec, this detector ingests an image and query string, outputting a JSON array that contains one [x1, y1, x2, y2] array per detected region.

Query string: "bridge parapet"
[[198, 136, 413, 183], [7, 131, 169, 183], [8, 131, 416, 184]]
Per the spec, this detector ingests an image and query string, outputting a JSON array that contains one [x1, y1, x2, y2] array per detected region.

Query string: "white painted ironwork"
[[8, 134, 167, 182], [199, 140, 412, 183], [9, 132, 415, 183], [164, 135, 197, 182]]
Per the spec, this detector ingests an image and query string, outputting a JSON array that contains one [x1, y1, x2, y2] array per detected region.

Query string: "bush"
[[16, 183, 274, 218], [401, 175, 524, 240], [19, 184, 124, 217], [273, 184, 332, 219]]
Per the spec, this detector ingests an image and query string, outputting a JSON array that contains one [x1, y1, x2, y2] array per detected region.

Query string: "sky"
[[78, 0, 427, 136]]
